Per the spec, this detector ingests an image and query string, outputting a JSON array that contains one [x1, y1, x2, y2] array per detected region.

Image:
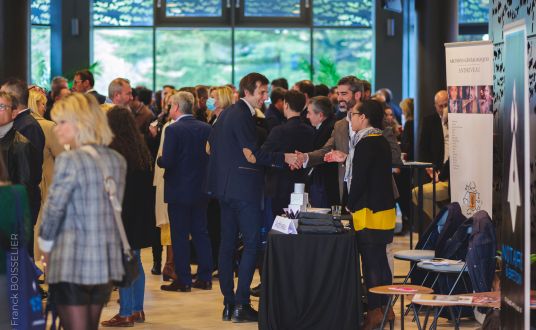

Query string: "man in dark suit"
[[292, 80, 315, 124], [420, 90, 448, 170], [73, 69, 107, 104], [263, 87, 286, 133], [262, 89, 315, 219], [305, 96, 339, 207], [207, 73, 295, 323], [1, 78, 44, 232], [295, 76, 363, 207], [157, 91, 214, 292]]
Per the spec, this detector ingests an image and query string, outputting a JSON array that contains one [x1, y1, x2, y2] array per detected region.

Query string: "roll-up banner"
[[500, 21, 530, 330], [445, 41, 493, 220]]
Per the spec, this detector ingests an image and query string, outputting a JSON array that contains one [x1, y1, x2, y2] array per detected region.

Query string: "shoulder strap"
[[80, 145, 131, 254]]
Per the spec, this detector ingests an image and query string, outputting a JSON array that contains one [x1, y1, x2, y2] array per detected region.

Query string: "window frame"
[[155, 0, 231, 26], [235, 0, 311, 27]]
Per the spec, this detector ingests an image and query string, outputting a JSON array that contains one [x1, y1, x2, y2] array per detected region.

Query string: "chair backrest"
[[416, 202, 465, 251]]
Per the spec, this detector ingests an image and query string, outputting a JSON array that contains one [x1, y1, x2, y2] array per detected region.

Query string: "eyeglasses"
[[0, 103, 12, 111], [350, 111, 362, 117]]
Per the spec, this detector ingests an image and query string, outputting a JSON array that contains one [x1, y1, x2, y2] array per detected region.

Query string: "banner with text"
[[445, 41, 493, 219], [500, 21, 530, 330]]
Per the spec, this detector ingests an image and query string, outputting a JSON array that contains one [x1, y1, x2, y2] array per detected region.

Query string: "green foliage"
[[314, 29, 373, 85], [313, 0, 372, 27], [315, 56, 340, 87], [234, 29, 310, 85], [245, 0, 300, 17], [166, 0, 221, 17], [30, 27, 51, 89], [459, 0, 490, 23], [93, 28, 154, 93], [93, 0, 153, 26], [156, 29, 232, 87], [31, 0, 50, 25]]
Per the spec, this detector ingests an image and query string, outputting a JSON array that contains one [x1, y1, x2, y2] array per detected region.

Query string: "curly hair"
[[107, 106, 152, 171]]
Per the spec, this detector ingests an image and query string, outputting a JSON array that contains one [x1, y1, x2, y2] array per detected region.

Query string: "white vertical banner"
[[444, 41, 493, 218]]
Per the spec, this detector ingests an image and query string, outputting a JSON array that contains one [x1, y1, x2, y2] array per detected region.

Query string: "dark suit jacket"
[[13, 110, 44, 182], [261, 117, 315, 198], [307, 118, 350, 200], [419, 112, 444, 168], [264, 104, 286, 133], [207, 100, 285, 204], [0, 128, 41, 224], [309, 115, 339, 205], [157, 115, 211, 204], [89, 90, 106, 104]]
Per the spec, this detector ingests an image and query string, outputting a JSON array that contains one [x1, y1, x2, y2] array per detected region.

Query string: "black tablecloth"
[[259, 231, 362, 330]]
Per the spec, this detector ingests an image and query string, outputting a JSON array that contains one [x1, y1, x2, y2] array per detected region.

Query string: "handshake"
[[284, 151, 307, 170], [283, 150, 349, 170]]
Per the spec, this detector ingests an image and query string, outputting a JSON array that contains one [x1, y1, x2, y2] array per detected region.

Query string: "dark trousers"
[[218, 197, 261, 305], [358, 241, 392, 309], [168, 201, 213, 284]]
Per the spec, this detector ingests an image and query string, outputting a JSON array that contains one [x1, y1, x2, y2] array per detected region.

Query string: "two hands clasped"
[[283, 150, 348, 170]]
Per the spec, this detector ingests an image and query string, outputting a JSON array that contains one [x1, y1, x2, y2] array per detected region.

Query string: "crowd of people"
[[0, 69, 451, 329]]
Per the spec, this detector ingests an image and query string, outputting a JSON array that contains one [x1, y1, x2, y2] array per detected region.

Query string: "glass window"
[[93, 0, 153, 26], [31, 0, 50, 25], [165, 0, 222, 17], [313, 0, 372, 27], [313, 29, 373, 86], [234, 29, 310, 85], [156, 29, 232, 88], [244, 0, 301, 17], [457, 34, 487, 42], [31, 26, 51, 89], [92, 28, 154, 94], [458, 0, 489, 24]]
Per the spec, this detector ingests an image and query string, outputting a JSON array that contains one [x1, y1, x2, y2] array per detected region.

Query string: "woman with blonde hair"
[[38, 93, 127, 330], [28, 86, 64, 260], [208, 86, 234, 125]]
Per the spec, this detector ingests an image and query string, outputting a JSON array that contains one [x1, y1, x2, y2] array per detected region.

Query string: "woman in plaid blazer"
[[38, 93, 127, 330]]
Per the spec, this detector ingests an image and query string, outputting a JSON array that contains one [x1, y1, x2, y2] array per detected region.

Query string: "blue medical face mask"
[[206, 97, 216, 111]]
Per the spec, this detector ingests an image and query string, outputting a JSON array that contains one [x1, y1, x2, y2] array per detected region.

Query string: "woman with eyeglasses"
[[325, 100, 396, 329]]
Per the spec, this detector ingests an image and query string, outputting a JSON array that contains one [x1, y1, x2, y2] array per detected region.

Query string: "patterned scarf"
[[344, 126, 383, 191]]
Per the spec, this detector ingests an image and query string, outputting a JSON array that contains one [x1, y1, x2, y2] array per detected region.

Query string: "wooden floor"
[[54, 232, 483, 329]]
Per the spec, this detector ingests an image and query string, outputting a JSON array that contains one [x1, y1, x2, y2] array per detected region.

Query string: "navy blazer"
[[261, 116, 315, 198], [158, 115, 211, 204], [207, 100, 285, 204], [89, 90, 106, 104]]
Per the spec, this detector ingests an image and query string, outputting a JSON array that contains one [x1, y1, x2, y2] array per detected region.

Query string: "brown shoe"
[[385, 306, 395, 321], [362, 308, 383, 330], [132, 310, 145, 323], [101, 314, 134, 327]]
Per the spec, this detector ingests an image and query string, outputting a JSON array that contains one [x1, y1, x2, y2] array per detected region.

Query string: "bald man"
[[420, 90, 448, 170], [417, 90, 450, 221]]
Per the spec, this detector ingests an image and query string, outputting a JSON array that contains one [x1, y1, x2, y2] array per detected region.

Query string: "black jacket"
[[347, 135, 395, 244], [0, 128, 41, 224], [419, 112, 444, 168], [264, 104, 286, 133], [121, 169, 156, 249], [310, 115, 339, 205], [466, 210, 496, 293], [89, 90, 107, 104], [262, 117, 315, 198]]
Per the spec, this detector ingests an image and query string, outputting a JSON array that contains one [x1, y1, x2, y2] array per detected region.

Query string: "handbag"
[[82, 146, 139, 287]]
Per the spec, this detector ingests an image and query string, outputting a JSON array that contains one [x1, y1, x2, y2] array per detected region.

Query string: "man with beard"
[[295, 76, 363, 207]]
